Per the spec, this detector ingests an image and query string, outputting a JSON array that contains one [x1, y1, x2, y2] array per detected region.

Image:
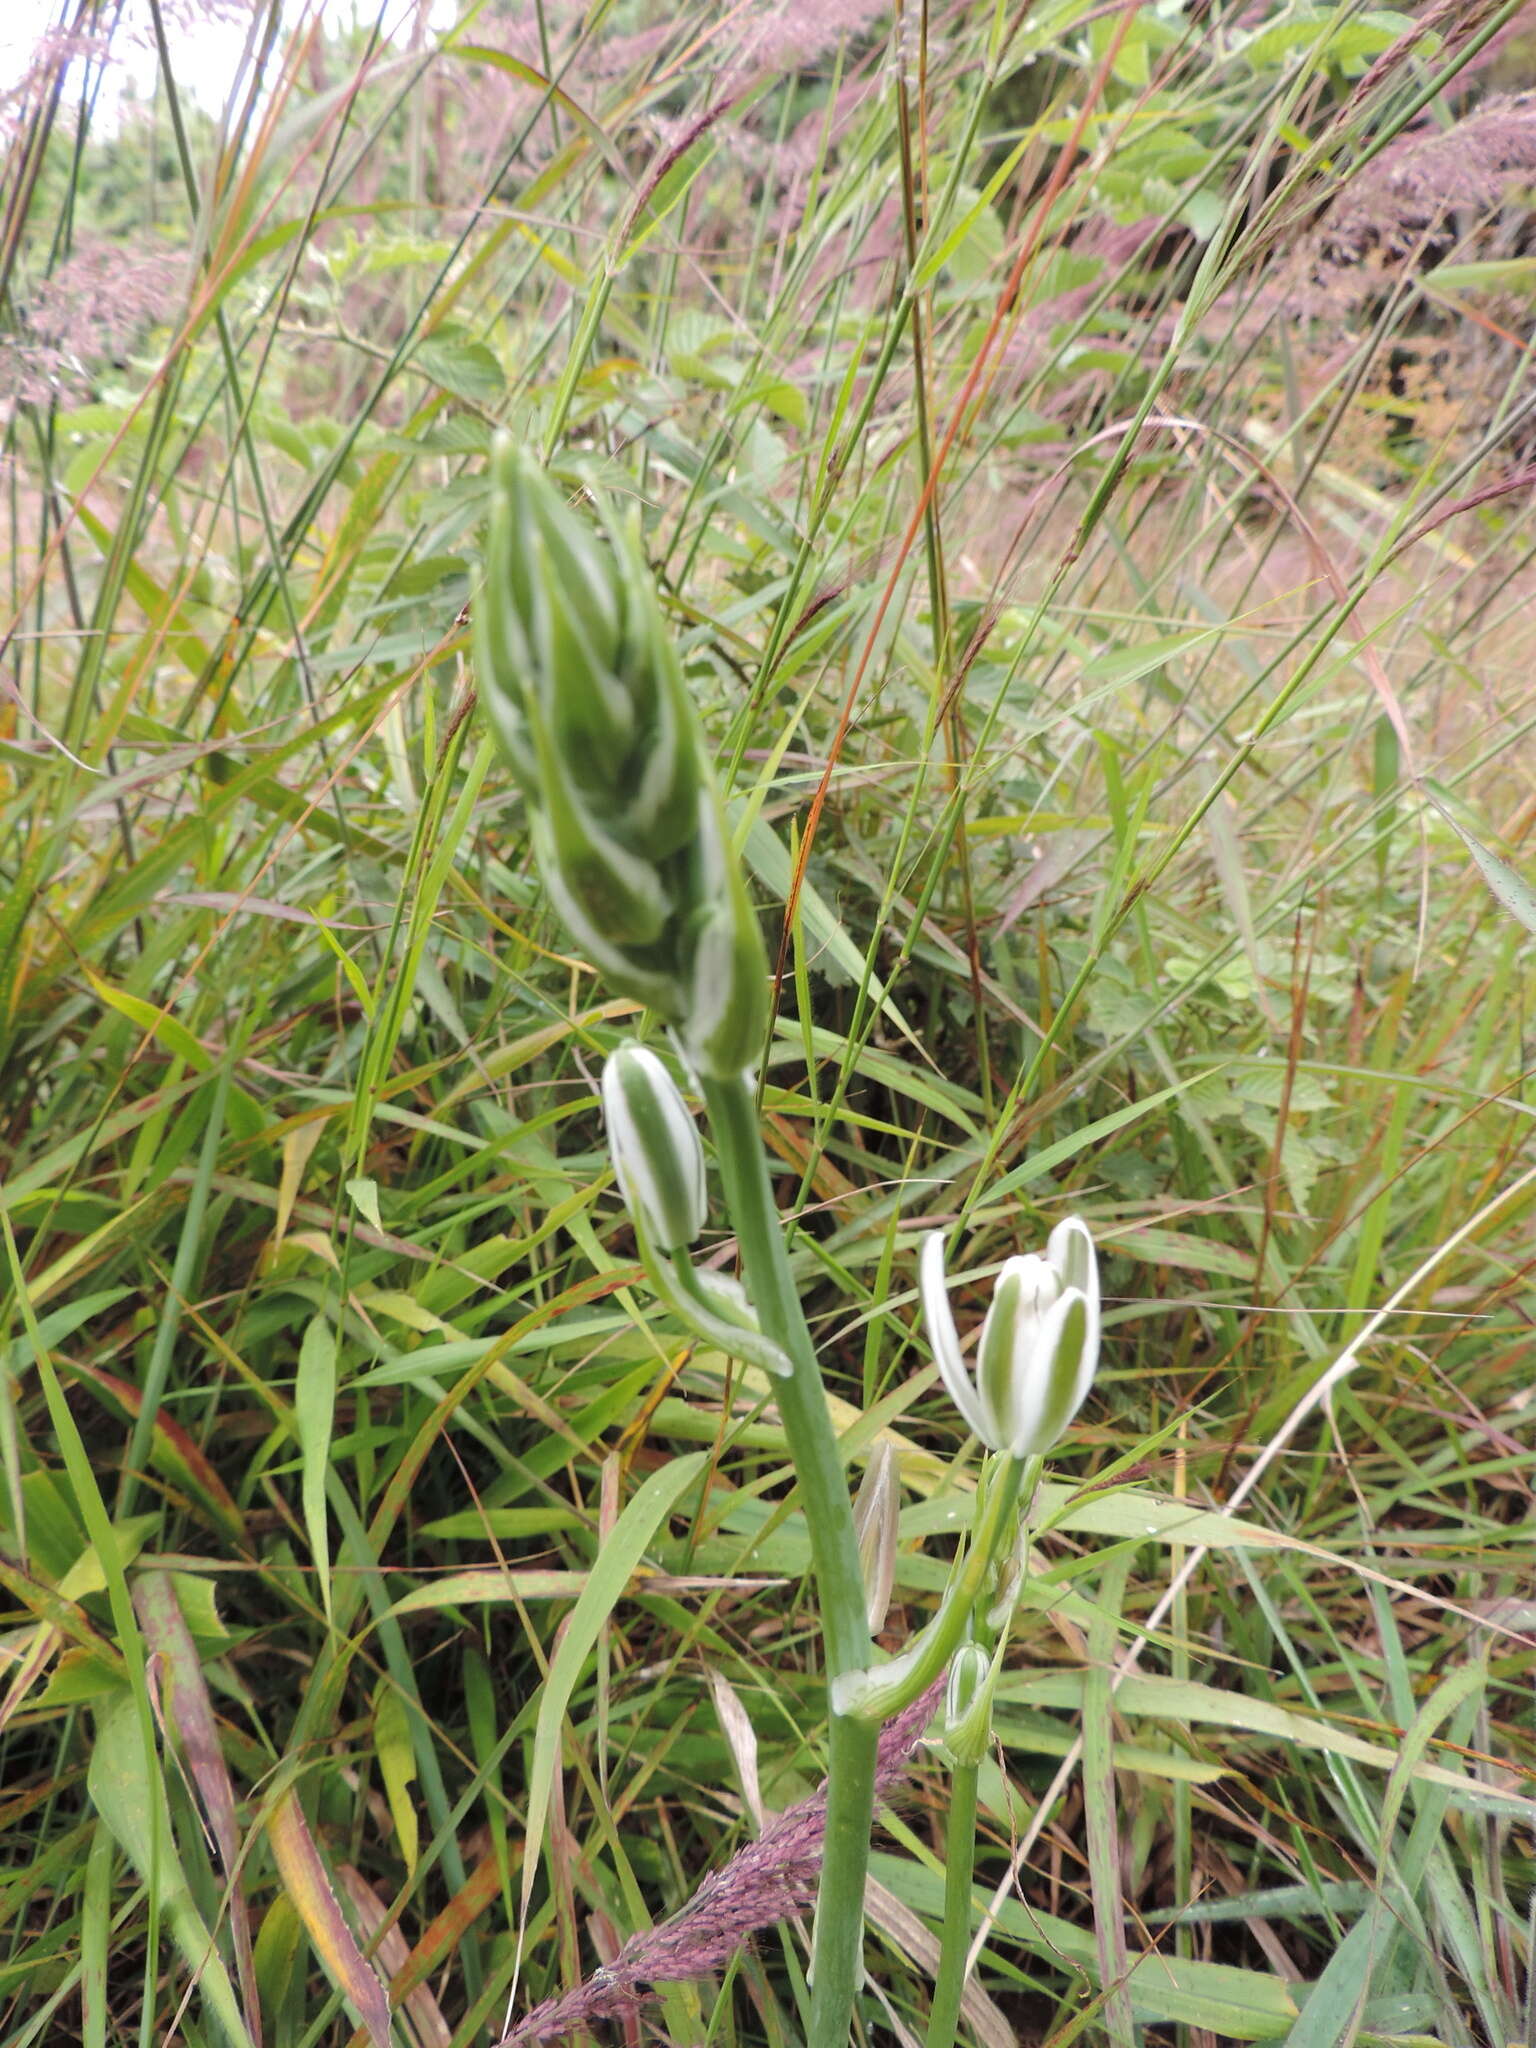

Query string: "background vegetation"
[[2, 1, 1534, 2043]]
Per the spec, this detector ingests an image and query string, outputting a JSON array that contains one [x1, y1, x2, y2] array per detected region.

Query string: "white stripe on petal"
[[1007, 1288, 1086, 1457]]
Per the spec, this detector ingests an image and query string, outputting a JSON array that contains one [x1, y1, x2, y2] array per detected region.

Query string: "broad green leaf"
[[373, 1681, 419, 1871], [412, 335, 505, 404], [345, 1177, 384, 1232]]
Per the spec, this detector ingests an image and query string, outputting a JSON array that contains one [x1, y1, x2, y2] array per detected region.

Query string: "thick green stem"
[[925, 1760, 979, 2048], [702, 1071, 877, 2047]]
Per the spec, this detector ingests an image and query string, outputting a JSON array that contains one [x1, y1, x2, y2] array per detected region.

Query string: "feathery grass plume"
[[475, 437, 769, 1078], [498, 1679, 944, 2045], [1311, 93, 1536, 286], [0, 237, 185, 408], [733, 0, 891, 76]]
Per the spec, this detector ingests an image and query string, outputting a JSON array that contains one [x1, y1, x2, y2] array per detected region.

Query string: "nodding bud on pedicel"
[[851, 1442, 899, 1633], [602, 1044, 707, 1253], [921, 1217, 1101, 1460], [942, 1642, 997, 1768], [476, 436, 769, 1077]]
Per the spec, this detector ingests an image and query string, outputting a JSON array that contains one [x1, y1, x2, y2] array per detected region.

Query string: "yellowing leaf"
[[373, 1682, 419, 1871], [268, 1790, 390, 2048]]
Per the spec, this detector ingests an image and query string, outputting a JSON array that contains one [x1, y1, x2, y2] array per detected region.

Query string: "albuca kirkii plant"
[[474, 438, 1102, 2047]]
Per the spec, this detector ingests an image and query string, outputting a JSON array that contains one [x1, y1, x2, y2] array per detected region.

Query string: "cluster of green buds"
[[833, 1218, 1101, 1728], [601, 1042, 790, 1378], [475, 435, 768, 1079]]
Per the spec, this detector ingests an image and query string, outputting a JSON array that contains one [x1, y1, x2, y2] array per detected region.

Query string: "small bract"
[[921, 1217, 1100, 1459], [942, 1641, 998, 1767], [851, 1441, 899, 1633]]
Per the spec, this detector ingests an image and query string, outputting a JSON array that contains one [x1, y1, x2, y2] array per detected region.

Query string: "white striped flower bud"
[[602, 1044, 706, 1253], [921, 1217, 1100, 1459], [942, 1641, 998, 1767]]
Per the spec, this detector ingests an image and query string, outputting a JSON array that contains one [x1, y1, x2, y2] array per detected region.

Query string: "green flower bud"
[[681, 886, 770, 1079], [942, 1641, 998, 1768], [602, 1043, 707, 1253], [476, 436, 770, 1076]]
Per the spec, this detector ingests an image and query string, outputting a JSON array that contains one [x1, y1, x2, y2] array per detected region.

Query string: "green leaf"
[[870, 1851, 1299, 2038], [412, 335, 505, 404], [999, 1669, 1535, 1820], [1424, 786, 1536, 936], [985, 1070, 1224, 1203], [89, 1695, 257, 2048], [1080, 627, 1226, 686], [296, 1317, 337, 1619], [345, 1177, 383, 1232], [373, 1681, 419, 1871], [1424, 256, 1536, 294], [520, 1454, 707, 1919]]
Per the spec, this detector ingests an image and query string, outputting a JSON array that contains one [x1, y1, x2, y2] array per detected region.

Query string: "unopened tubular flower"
[[475, 436, 768, 1078], [600, 1043, 794, 1380], [942, 1641, 998, 1768], [921, 1218, 1100, 1459], [602, 1044, 706, 1253]]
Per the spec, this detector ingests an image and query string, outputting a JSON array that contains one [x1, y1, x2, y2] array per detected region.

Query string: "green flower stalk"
[[479, 444, 879, 2045], [837, 1220, 1101, 1728], [927, 1637, 1003, 2048], [600, 1039, 794, 1381], [475, 435, 767, 1078]]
